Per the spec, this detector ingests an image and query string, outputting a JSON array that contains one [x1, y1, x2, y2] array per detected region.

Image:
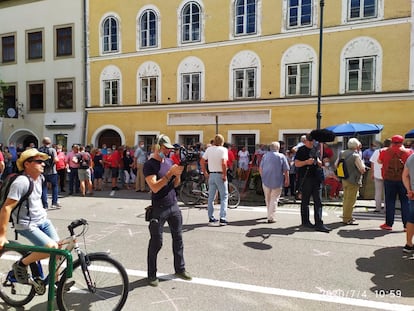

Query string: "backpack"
[[38, 146, 54, 170], [0, 173, 34, 237], [78, 152, 91, 169], [383, 150, 404, 181], [337, 152, 353, 179]]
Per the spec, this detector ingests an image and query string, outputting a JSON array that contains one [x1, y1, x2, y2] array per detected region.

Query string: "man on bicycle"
[[0, 149, 60, 283]]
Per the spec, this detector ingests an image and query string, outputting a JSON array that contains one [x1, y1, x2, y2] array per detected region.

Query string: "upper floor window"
[[103, 16, 119, 53], [100, 65, 122, 105], [234, 68, 256, 98], [55, 25, 73, 57], [27, 30, 43, 61], [140, 10, 157, 48], [286, 63, 311, 96], [348, 0, 377, 20], [27, 81, 44, 111], [141, 77, 157, 103], [235, 0, 257, 35], [1, 34, 16, 64], [2, 84, 18, 118], [56, 79, 74, 110], [103, 80, 119, 105], [288, 0, 312, 28], [182, 73, 200, 101], [340, 37, 381, 94], [181, 2, 201, 43], [346, 57, 375, 92]]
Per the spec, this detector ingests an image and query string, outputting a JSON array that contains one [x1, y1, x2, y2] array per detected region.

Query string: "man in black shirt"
[[143, 134, 192, 286], [295, 134, 331, 233]]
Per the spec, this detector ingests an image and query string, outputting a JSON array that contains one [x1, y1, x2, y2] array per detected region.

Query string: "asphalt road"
[[1, 188, 413, 311]]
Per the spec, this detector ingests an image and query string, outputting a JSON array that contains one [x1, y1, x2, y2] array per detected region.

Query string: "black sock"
[[18, 260, 26, 267]]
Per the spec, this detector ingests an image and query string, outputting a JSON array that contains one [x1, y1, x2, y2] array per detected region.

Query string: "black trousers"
[[147, 202, 185, 278], [300, 176, 323, 225]]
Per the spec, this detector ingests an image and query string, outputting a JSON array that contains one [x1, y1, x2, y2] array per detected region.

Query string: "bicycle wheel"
[[56, 253, 129, 311], [179, 180, 201, 205], [228, 182, 240, 209], [0, 249, 36, 307]]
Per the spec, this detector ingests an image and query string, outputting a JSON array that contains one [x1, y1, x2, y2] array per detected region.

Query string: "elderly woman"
[[335, 138, 366, 225]]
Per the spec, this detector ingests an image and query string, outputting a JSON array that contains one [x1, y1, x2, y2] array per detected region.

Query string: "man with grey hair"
[[336, 138, 366, 225], [259, 142, 290, 223]]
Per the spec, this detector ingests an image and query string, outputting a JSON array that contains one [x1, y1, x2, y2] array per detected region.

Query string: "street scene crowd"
[[0, 131, 413, 288]]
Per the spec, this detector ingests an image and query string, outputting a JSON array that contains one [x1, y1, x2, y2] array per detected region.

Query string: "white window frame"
[[100, 14, 121, 54], [346, 56, 376, 92], [233, 68, 256, 99], [100, 65, 122, 106], [180, 1, 201, 44], [286, 62, 311, 96], [181, 73, 201, 101], [177, 56, 205, 102], [287, 0, 313, 29], [138, 7, 159, 49], [137, 61, 161, 104]]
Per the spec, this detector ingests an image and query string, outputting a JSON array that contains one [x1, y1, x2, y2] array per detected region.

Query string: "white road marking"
[[124, 268, 414, 311]]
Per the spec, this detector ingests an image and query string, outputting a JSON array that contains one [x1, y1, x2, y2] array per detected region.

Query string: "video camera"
[[179, 146, 200, 166]]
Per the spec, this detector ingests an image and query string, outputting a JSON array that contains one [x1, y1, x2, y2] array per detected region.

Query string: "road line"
[[125, 268, 413, 311]]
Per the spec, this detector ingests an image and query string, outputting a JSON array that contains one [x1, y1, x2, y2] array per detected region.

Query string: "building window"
[[27, 82, 44, 111], [56, 79, 74, 110], [140, 77, 157, 103], [27, 30, 43, 60], [103, 17, 119, 53], [346, 57, 375, 92], [288, 0, 312, 28], [181, 2, 201, 43], [1, 34, 16, 64], [2, 84, 17, 118], [103, 80, 119, 105], [181, 73, 200, 101], [234, 68, 256, 98], [55, 25, 73, 57], [286, 63, 311, 96], [348, 0, 377, 20], [235, 0, 257, 35], [140, 10, 157, 48]]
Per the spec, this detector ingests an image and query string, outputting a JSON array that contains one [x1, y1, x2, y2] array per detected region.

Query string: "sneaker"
[[148, 277, 159, 287], [380, 223, 392, 231], [51, 203, 62, 209], [403, 244, 414, 253], [208, 217, 218, 226], [12, 261, 29, 284], [219, 219, 228, 226], [175, 270, 192, 281], [267, 219, 276, 223], [343, 219, 358, 225]]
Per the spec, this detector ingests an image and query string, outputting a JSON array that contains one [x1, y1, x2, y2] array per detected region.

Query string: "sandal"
[[12, 261, 29, 284]]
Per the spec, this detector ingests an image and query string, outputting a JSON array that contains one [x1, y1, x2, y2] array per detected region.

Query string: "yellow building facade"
[[87, 0, 413, 151]]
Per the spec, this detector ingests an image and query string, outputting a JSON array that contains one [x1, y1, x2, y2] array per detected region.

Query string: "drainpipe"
[[81, 0, 89, 146]]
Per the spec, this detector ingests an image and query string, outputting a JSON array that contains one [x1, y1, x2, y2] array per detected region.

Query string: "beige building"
[[88, 1, 413, 151]]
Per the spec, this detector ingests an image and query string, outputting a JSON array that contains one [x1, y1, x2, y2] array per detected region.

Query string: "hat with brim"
[[17, 149, 49, 171], [158, 135, 174, 149]]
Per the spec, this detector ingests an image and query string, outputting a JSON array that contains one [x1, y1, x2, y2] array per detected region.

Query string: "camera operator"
[[295, 134, 331, 232]]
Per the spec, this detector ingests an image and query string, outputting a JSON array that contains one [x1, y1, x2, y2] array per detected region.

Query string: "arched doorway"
[[9, 130, 39, 149], [98, 129, 121, 149]]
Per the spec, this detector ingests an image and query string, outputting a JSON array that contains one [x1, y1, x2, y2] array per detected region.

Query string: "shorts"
[[16, 219, 59, 247], [408, 200, 414, 224], [111, 167, 119, 178], [78, 168, 91, 181]]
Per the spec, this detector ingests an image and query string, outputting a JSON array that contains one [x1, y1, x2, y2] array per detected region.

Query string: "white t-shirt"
[[369, 149, 382, 180], [8, 175, 47, 230], [202, 146, 228, 172]]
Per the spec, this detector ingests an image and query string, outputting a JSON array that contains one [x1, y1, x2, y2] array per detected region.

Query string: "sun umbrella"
[[324, 122, 384, 136], [405, 129, 414, 138]]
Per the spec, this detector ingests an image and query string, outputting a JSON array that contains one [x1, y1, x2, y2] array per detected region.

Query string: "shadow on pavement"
[[356, 246, 414, 297], [337, 228, 395, 239]]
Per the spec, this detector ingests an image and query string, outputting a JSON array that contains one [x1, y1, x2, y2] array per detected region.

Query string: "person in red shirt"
[[170, 144, 181, 165], [108, 147, 120, 191], [378, 135, 413, 231], [224, 143, 235, 181]]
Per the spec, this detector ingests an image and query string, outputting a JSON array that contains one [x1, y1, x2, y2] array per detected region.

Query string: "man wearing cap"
[[0, 149, 60, 283], [378, 135, 413, 231], [143, 134, 191, 287]]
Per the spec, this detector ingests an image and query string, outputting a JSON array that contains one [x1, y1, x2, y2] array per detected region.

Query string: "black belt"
[[210, 172, 222, 173]]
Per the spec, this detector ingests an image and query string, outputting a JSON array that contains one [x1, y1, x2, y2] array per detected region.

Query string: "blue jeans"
[[384, 180, 409, 227], [42, 174, 59, 208], [207, 173, 228, 220], [147, 202, 185, 278], [300, 176, 323, 226], [16, 219, 59, 246]]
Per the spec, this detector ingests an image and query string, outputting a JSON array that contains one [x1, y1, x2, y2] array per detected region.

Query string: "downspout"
[[81, 0, 88, 146]]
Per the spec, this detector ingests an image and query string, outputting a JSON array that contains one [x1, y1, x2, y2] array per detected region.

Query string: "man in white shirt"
[[200, 134, 229, 226], [370, 139, 391, 213]]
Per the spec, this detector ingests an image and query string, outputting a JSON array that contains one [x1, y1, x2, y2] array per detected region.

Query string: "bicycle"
[[0, 218, 129, 311], [179, 170, 240, 208]]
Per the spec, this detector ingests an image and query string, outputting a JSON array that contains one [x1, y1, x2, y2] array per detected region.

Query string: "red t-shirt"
[[378, 146, 412, 179], [227, 150, 235, 168]]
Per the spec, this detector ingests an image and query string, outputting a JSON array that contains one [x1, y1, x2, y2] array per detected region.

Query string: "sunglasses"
[[28, 159, 45, 165]]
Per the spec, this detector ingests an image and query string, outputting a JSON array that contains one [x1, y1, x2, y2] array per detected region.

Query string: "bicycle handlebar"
[[68, 218, 88, 236]]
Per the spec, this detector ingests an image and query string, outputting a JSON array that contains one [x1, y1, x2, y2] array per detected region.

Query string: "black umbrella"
[[310, 129, 336, 143]]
